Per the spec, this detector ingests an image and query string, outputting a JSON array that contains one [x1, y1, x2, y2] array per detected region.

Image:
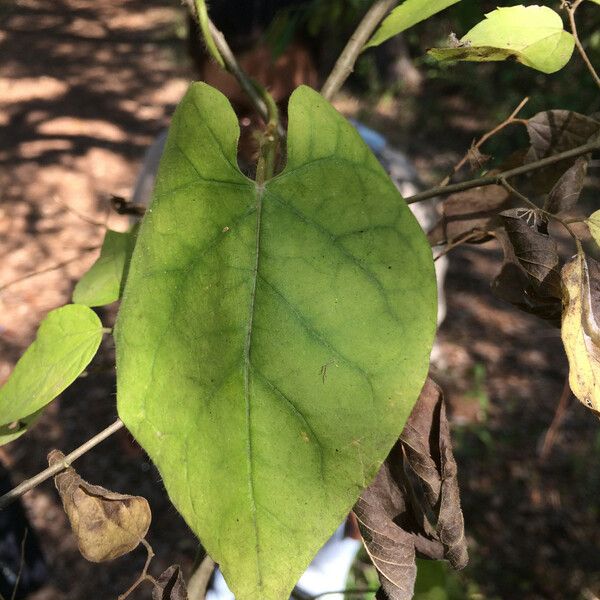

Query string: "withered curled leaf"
[[427, 184, 513, 246], [354, 378, 467, 600], [49, 450, 151, 562], [561, 251, 600, 415], [544, 157, 588, 214], [525, 111, 599, 193], [492, 228, 562, 325], [526, 111, 600, 161], [500, 208, 562, 296], [153, 565, 189, 600]]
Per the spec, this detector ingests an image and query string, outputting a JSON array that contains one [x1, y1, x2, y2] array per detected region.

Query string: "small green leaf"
[[0, 305, 103, 444], [588, 210, 600, 248], [428, 5, 575, 74], [365, 0, 460, 49], [73, 228, 137, 307], [116, 83, 437, 600]]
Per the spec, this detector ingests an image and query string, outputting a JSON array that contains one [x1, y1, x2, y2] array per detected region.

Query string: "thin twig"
[[51, 195, 108, 228], [187, 555, 216, 600], [499, 178, 580, 240], [0, 245, 100, 293], [564, 0, 600, 90], [539, 376, 573, 460], [406, 137, 600, 204], [184, 0, 285, 138], [117, 538, 156, 600], [498, 178, 538, 210], [0, 419, 124, 510], [439, 96, 529, 186], [321, 0, 397, 101], [304, 588, 380, 599], [10, 529, 27, 600], [433, 230, 489, 261], [194, 0, 225, 68]]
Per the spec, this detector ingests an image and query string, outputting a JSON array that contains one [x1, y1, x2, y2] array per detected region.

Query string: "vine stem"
[[499, 178, 579, 240], [303, 588, 380, 599], [184, 0, 285, 139], [0, 245, 100, 293], [564, 0, 600, 90], [538, 376, 573, 460], [321, 0, 397, 101], [0, 418, 124, 510], [117, 538, 157, 600], [406, 137, 600, 204], [438, 96, 529, 187]]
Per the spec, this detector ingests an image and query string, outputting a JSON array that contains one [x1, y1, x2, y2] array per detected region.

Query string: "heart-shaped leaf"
[[364, 0, 460, 50], [73, 227, 138, 307], [0, 304, 103, 445], [115, 83, 437, 600], [428, 6, 575, 74]]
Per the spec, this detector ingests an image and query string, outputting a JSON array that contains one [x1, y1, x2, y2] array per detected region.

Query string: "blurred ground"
[[1, 1, 600, 599]]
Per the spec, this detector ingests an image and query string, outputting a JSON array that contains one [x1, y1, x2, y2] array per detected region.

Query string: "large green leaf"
[[428, 5, 575, 74], [0, 304, 103, 444], [365, 0, 460, 49], [73, 228, 137, 307], [115, 83, 437, 600]]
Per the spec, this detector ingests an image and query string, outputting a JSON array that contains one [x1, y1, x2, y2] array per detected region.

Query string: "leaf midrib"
[[243, 183, 264, 588]]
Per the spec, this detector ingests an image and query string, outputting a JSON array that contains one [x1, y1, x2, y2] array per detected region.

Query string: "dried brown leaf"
[[500, 208, 562, 294], [354, 379, 467, 600], [492, 225, 562, 324], [526, 111, 600, 161], [427, 184, 514, 246], [49, 450, 151, 562], [466, 145, 491, 171], [525, 111, 599, 193], [153, 565, 189, 600], [561, 252, 600, 414], [544, 157, 588, 214]]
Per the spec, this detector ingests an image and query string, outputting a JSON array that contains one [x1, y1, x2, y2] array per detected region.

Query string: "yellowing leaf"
[[428, 5, 575, 74], [561, 252, 600, 414], [587, 210, 600, 248], [49, 450, 151, 562]]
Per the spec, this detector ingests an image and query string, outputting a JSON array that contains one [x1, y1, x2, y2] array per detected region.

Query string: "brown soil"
[[1, 1, 599, 599]]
